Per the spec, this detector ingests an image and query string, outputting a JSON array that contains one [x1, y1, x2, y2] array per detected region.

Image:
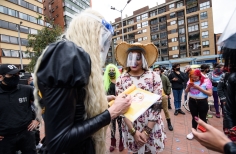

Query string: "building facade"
[[43, 0, 91, 30], [108, 0, 217, 67], [0, 0, 45, 68]]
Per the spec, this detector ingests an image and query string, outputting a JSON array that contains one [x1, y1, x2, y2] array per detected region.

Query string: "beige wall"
[[168, 41, 179, 47], [169, 50, 179, 55], [167, 24, 178, 31], [1, 57, 31, 65]]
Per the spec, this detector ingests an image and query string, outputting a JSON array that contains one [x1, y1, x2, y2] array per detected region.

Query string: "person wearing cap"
[[0, 64, 37, 153], [153, 65, 173, 131], [115, 42, 166, 153]]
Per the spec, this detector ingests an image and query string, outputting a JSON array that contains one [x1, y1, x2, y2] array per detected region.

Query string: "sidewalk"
[[105, 96, 223, 154]]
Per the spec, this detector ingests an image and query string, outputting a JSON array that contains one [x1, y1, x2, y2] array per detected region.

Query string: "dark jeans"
[[213, 91, 223, 114], [0, 130, 36, 154], [172, 89, 183, 110], [189, 97, 209, 129]]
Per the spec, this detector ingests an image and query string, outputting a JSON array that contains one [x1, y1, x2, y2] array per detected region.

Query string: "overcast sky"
[[92, 0, 236, 34]]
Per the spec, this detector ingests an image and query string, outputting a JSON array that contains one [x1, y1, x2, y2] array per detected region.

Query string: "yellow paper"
[[109, 84, 161, 122]]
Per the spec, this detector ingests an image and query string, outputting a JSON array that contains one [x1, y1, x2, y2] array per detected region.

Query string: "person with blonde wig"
[[103, 64, 124, 152], [33, 8, 131, 154]]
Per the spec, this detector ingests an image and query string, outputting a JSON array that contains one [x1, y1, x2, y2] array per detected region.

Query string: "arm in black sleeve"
[[217, 74, 226, 103], [224, 142, 236, 154], [168, 73, 174, 83], [223, 73, 236, 129], [43, 87, 111, 153]]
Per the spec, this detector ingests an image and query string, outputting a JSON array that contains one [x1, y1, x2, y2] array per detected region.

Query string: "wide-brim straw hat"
[[115, 42, 158, 67]]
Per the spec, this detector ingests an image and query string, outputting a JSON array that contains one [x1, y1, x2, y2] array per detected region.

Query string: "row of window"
[[0, 6, 44, 26], [1, 34, 28, 46], [2, 48, 33, 58], [0, 20, 38, 35], [8, 0, 43, 14], [71, 0, 89, 9], [137, 36, 148, 42], [64, 2, 81, 13]]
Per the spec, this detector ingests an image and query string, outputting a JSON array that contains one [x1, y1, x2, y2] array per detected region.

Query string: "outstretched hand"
[[192, 117, 231, 153]]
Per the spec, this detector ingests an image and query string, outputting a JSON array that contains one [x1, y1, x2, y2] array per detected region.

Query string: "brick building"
[[107, 0, 219, 67]]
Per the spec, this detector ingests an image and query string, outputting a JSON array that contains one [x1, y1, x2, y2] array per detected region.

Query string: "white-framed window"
[[142, 21, 148, 27], [217, 46, 221, 51], [202, 40, 209, 48], [179, 27, 185, 34], [142, 29, 147, 33], [117, 37, 120, 40], [169, 3, 175, 9], [179, 36, 185, 43], [127, 19, 134, 25], [170, 20, 176, 25], [177, 1, 183, 8], [11, 50, 19, 57], [141, 13, 148, 20], [178, 19, 184, 25], [137, 23, 141, 29], [172, 46, 178, 50], [173, 54, 179, 58], [170, 12, 175, 18], [171, 38, 177, 42], [188, 24, 199, 32], [202, 31, 209, 38], [200, 1, 210, 10], [138, 38, 142, 42], [203, 50, 210, 55], [2, 49, 11, 56], [143, 36, 148, 40], [22, 51, 30, 58], [136, 16, 141, 22], [180, 54, 186, 58], [150, 10, 157, 17], [128, 27, 133, 32], [201, 21, 208, 29], [200, 12, 208, 19]]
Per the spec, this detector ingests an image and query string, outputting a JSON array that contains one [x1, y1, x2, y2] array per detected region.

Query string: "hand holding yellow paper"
[[109, 85, 161, 122]]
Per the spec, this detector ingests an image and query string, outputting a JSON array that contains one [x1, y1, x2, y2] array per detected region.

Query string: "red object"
[[198, 125, 207, 132], [189, 83, 194, 86]]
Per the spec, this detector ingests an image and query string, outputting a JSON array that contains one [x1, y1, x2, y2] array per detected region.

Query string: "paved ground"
[[39, 95, 223, 154]]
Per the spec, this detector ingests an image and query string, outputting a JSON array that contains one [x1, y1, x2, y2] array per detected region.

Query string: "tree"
[[26, 17, 63, 72]]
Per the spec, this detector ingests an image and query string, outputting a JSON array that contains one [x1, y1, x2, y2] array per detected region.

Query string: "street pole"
[[121, 11, 124, 41], [16, 22, 23, 70]]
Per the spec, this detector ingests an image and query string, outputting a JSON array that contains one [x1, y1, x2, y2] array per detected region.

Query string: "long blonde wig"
[[33, 8, 108, 154]]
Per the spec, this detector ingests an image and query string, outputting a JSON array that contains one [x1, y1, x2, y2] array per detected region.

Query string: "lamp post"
[[16, 21, 23, 70], [111, 0, 131, 41]]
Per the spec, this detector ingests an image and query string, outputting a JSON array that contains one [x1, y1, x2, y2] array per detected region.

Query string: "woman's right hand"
[[134, 130, 147, 147], [108, 94, 132, 119]]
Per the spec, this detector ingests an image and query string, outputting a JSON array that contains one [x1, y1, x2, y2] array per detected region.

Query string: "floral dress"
[[116, 70, 166, 154]]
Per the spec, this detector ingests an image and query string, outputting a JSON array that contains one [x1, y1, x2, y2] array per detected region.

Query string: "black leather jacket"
[[36, 40, 111, 154], [224, 142, 236, 154], [223, 72, 236, 129]]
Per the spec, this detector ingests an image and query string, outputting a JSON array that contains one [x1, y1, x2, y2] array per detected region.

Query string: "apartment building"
[[43, 0, 91, 30], [0, 0, 45, 68], [108, 0, 218, 67]]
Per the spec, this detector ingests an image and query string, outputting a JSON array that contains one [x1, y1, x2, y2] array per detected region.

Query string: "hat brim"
[[7, 69, 25, 74], [115, 42, 158, 67]]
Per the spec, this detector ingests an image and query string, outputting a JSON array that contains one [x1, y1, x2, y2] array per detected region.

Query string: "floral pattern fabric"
[[116, 70, 166, 154]]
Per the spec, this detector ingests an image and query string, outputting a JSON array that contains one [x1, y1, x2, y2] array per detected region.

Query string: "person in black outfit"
[[0, 64, 37, 154], [33, 9, 131, 154], [168, 63, 187, 115], [103, 64, 124, 152]]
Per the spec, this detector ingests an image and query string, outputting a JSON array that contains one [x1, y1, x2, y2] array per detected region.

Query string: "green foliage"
[[26, 19, 63, 72]]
